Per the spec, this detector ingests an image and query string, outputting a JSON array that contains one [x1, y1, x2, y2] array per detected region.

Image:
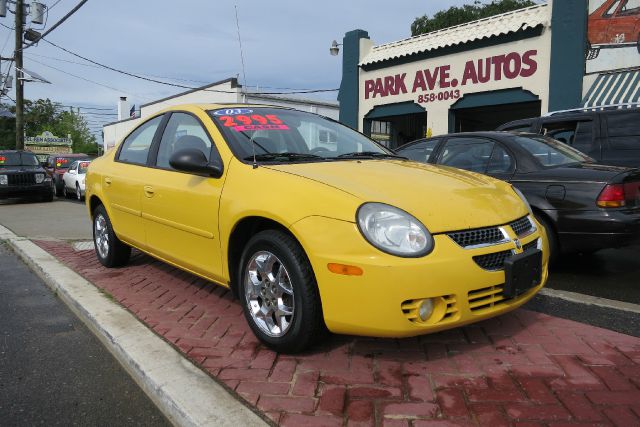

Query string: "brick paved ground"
[[36, 240, 640, 427]]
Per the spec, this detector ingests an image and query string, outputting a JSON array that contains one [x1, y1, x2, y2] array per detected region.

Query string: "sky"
[[0, 0, 472, 140]]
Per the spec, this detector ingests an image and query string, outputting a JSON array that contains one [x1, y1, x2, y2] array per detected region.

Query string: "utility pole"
[[15, 0, 24, 150]]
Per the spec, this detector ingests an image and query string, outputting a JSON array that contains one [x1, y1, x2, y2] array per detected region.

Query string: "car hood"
[[517, 162, 637, 183], [267, 160, 527, 233]]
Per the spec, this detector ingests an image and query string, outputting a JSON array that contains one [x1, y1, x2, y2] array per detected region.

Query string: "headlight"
[[35, 173, 45, 184], [512, 186, 532, 214], [0, 175, 7, 185], [357, 202, 433, 257]]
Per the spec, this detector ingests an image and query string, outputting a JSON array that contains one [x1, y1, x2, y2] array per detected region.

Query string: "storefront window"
[[371, 120, 391, 147]]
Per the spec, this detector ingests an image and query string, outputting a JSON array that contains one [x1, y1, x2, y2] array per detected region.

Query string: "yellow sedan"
[[86, 104, 548, 353]]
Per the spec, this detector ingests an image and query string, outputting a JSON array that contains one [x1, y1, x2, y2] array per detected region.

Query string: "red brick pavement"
[[36, 240, 640, 426]]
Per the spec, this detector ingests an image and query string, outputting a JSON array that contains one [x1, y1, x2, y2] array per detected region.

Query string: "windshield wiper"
[[336, 151, 406, 159], [243, 152, 324, 162]]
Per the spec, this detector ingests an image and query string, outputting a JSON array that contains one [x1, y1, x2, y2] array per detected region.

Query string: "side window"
[[487, 145, 514, 174], [117, 116, 163, 165], [543, 120, 594, 154], [70, 162, 78, 172], [156, 113, 212, 169], [438, 137, 495, 173], [397, 139, 439, 163], [620, 0, 640, 15], [604, 0, 622, 16], [606, 112, 640, 150]]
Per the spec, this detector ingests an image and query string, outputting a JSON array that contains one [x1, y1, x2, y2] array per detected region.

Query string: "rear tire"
[[238, 230, 324, 353], [76, 183, 83, 201], [93, 205, 131, 267], [535, 214, 558, 265]]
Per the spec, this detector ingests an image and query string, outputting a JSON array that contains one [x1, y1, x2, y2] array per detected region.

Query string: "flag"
[[129, 105, 136, 118]]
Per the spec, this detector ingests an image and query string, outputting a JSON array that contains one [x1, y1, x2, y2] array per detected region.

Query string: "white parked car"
[[62, 159, 91, 201]]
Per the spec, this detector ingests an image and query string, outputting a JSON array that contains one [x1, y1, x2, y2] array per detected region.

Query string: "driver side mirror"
[[169, 148, 223, 178]]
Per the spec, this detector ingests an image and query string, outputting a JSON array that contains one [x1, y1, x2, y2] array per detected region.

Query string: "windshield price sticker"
[[234, 124, 289, 132], [213, 108, 254, 116], [218, 114, 288, 132], [79, 161, 91, 168], [0, 156, 5, 164]]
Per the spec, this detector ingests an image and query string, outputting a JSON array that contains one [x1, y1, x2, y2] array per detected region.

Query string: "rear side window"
[[396, 139, 439, 163], [117, 116, 163, 165], [606, 112, 640, 150], [542, 120, 594, 155], [438, 137, 495, 173]]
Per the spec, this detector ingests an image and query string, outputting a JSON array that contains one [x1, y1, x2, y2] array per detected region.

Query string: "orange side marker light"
[[327, 263, 363, 276]]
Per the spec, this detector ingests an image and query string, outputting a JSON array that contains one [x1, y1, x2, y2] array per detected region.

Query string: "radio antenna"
[[235, 5, 248, 103]]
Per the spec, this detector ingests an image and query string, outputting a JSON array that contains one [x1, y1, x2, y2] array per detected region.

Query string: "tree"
[[0, 98, 98, 154], [411, 0, 537, 36]]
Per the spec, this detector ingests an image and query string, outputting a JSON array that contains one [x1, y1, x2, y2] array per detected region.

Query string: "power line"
[[25, 55, 149, 97], [23, 0, 90, 50], [39, 37, 339, 95], [48, 0, 65, 11]]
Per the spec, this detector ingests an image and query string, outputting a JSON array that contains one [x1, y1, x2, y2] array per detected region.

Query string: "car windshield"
[[513, 135, 593, 167], [78, 161, 91, 174], [208, 107, 397, 163], [0, 152, 40, 167]]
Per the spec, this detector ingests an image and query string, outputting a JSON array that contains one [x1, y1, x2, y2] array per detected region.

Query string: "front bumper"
[[291, 216, 548, 338], [552, 208, 640, 252], [0, 182, 52, 199]]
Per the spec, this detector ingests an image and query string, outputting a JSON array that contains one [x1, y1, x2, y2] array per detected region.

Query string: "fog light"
[[419, 299, 434, 321]]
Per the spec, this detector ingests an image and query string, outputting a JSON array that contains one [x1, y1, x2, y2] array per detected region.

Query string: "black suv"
[[496, 107, 640, 167], [0, 150, 54, 202]]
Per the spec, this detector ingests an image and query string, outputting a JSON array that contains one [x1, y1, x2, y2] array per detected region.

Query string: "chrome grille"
[[447, 227, 505, 248], [7, 173, 36, 186], [473, 249, 513, 271], [510, 216, 534, 236]]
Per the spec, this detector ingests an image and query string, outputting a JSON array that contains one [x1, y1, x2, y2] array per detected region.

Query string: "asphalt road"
[[0, 198, 92, 240], [0, 242, 170, 426]]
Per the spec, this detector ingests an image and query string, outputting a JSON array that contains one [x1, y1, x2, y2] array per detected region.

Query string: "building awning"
[[582, 70, 640, 108], [359, 4, 549, 66]]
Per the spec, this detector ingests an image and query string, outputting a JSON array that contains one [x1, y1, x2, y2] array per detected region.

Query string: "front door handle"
[[104, 177, 112, 186], [144, 185, 155, 198]]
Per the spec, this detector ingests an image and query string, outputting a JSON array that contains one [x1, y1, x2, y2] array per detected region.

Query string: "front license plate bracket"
[[503, 249, 542, 298]]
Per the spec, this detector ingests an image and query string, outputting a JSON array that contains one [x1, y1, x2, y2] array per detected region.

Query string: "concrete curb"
[[539, 287, 640, 314], [0, 225, 267, 427]]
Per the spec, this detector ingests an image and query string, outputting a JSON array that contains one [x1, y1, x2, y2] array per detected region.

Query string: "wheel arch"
[[89, 195, 104, 218], [227, 216, 304, 299]]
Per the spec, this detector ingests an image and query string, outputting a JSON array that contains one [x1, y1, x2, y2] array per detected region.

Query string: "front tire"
[[93, 205, 131, 267], [76, 183, 83, 201], [238, 230, 324, 353]]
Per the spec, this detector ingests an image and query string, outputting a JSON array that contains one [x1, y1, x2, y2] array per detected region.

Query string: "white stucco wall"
[[102, 117, 142, 152], [357, 28, 552, 136]]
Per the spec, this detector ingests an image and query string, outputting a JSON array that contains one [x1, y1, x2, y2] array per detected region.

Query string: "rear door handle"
[[144, 185, 155, 198]]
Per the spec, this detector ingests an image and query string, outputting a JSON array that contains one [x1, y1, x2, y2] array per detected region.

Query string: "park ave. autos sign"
[[364, 50, 538, 104], [357, 27, 552, 136]]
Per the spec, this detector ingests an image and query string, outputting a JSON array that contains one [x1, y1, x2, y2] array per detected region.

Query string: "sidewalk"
[[6, 230, 640, 426]]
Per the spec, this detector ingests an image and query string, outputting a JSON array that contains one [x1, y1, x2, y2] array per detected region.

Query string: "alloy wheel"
[[94, 213, 110, 259], [244, 251, 295, 337]]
